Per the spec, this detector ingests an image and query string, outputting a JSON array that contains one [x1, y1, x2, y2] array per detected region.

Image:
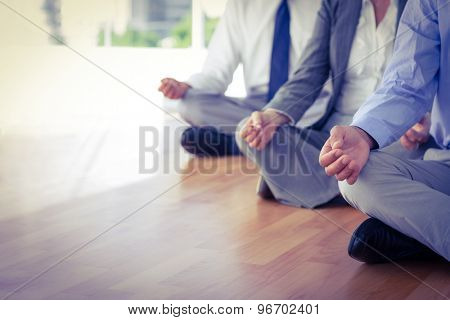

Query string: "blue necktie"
[[268, 0, 291, 101]]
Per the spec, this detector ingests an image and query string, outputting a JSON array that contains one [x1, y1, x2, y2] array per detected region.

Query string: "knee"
[[177, 99, 190, 122], [339, 152, 388, 211], [177, 95, 209, 126], [237, 124, 298, 174], [339, 180, 362, 209], [235, 117, 251, 155]]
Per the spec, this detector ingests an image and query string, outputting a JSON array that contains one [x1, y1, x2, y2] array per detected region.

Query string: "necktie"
[[268, 0, 291, 101]]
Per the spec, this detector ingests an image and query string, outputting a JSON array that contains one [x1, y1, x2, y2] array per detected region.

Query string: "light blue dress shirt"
[[352, 0, 450, 149]]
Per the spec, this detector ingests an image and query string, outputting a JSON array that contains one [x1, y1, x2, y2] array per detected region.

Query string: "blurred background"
[[0, 0, 244, 215], [1, 0, 226, 48]]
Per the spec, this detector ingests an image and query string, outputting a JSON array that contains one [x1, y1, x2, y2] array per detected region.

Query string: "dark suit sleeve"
[[264, 0, 332, 124]]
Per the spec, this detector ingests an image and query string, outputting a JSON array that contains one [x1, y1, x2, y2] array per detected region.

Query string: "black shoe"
[[324, 195, 348, 206], [348, 218, 441, 264], [180, 126, 242, 157], [256, 177, 275, 199]]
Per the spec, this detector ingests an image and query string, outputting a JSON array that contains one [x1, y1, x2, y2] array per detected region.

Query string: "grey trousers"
[[236, 121, 424, 209], [236, 124, 336, 208], [339, 145, 450, 261], [178, 89, 330, 133], [178, 90, 267, 134]]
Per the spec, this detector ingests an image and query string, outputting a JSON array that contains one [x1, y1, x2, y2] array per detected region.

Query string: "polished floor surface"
[[1, 139, 449, 299]]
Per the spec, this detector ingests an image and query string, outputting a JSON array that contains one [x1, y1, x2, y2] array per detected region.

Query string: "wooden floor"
[[0, 142, 448, 299]]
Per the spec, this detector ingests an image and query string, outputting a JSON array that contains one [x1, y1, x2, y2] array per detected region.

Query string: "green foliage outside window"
[[98, 12, 219, 48], [170, 12, 192, 47], [98, 27, 160, 47], [170, 13, 219, 48]]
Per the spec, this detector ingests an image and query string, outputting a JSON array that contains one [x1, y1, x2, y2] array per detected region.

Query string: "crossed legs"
[[339, 150, 450, 261], [179, 90, 266, 134], [236, 122, 340, 208]]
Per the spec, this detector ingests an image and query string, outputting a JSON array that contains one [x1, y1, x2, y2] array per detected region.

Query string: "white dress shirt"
[[187, 0, 322, 95], [333, 0, 398, 117]]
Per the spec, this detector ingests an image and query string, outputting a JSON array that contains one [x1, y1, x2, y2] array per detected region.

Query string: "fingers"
[[409, 116, 431, 143], [335, 166, 353, 181], [241, 112, 263, 141], [319, 138, 332, 163], [329, 126, 346, 150], [319, 126, 365, 184], [168, 87, 184, 99], [409, 124, 427, 143], [159, 78, 183, 99], [248, 133, 262, 149], [240, 118, 254, 139], [159, 80, 174, 97], [400, 135, 418, 151], [243, 112, 264, 145], [336, 159, 359, 181], [245, 128, 260, 144], [243, 118, 277, 150], [330, 160, 361, 185], [324, 155, 350, 177], [414, 130, 429, 143], [412, 122, 425, 132], [334, 158, 352, 180], [319, 147, 343, 168], [165, 86, 177, 99], [402, 125, 428, 149], [346, 169, 360, 185], [159, 78, 172, 89], [248, 126, 268, 149], [256, 126, 277, 150], [405, 128, 423, 142], [419, 112, 431, 126], [158, 79, 169, 93], [251, 112, 263, 129]]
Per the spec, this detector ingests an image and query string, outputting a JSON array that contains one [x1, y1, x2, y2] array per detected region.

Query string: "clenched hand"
[[400, 113, 431, 150], [319, 126, 373, 185], [239, 110, 290, 150], [158, 78, 191, 99]]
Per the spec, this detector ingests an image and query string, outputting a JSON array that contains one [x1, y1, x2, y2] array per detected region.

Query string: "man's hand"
[[158, 78, 191, 99], [319, 126, 374, 185], [400, 113, 431, 150], [239, 109, 290, 150]]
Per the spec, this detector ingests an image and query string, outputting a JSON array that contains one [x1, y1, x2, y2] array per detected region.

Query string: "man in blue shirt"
[[319, 0, 450, 263]]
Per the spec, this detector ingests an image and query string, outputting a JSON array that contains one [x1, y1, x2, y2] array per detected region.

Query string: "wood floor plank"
[[1, 137, 448, 299]]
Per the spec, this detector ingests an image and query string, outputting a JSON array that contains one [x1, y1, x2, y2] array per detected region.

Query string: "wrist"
[[265, 109, 290, 126], [180, 82, 191, 89], [352, 126, 378, 150]]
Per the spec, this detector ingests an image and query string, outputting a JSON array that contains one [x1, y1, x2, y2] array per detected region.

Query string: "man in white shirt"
[[159, 0, 327, 156]]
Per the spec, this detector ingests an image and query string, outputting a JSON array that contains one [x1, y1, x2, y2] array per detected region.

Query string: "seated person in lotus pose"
[[159, 0, 329, 156], [320, 0, 449, 263], [237, 0, 430, 208]]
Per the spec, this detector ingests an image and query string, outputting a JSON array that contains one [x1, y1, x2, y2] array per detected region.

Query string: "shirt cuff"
[[351, 116, 396, 149], [185, 75, 202, 89]]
